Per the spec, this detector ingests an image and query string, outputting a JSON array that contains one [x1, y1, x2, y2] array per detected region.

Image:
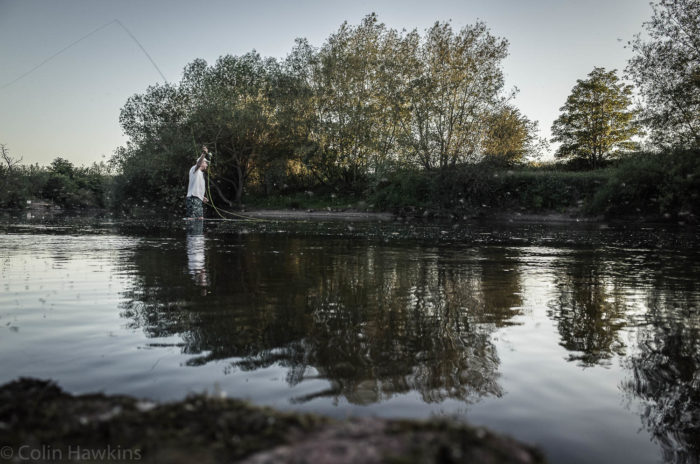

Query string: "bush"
[[0, 159, 109, 210], [589, 149, 700, 219], [370, 162, 607, 214]]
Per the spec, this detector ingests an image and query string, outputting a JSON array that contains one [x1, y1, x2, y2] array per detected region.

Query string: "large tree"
[[182, 53, 284, 205], [302, 14, 390, 189], [287, 14, 414, 190], [402, 21, 509, 170], [627, 0, 700, 149], [116, 53, 287, 207], [551, 67, 642, 169]]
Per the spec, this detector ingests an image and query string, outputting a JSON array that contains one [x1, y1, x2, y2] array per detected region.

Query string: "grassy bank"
[[368, 150, 700, 222], [3, 150, 698, 223]]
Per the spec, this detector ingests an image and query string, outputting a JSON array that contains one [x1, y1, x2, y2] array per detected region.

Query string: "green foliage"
[[110, 141, 191, 213], [589, 149, 700, 218], [112, 14, 527, 211], [552, 67, 642, 169], [42, 158, 108, 208], [627, 0, 700, 149], [399, 21, 510, 169], [482, 105, 547, 165], [370, 163, 607, 214], [0, 164, 46, 209], [116, 53, 290, 210], [0, 153, 109, 210]]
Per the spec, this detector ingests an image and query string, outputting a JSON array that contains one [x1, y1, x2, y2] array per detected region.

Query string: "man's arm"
[[195, 146, 208, 168]]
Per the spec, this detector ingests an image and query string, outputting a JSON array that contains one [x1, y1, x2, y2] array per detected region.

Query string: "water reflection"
[[621, 281, 700, 463], [3, 219, 700, 463], [120, 238, 526, 405], [547, 250, 627, 366], [114, 227, 700, 462], [186, 221, 208, 291], [542, 247, 700, 462]]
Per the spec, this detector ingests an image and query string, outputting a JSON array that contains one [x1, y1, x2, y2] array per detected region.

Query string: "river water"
[[1, 216, 699, 463]]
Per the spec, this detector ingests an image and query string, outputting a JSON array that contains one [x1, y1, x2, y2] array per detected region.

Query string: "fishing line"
[[6, 19, 298, 225], [114, 19, 168, 84], [205, 166, 268, 222], [1, 19, 168, 90]]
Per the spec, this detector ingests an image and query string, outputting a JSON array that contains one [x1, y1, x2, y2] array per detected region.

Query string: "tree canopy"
[[112, 14, 543, 210], [627, 0, 700, 149], [551, 67, 641, 168]]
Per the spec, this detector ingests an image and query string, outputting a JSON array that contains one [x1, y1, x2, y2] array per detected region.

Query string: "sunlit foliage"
[[552, 68, 642, 169]]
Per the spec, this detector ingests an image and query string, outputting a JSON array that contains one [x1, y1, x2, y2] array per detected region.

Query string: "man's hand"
[[203, 196, 209, 204], [201, 146, 209, 154]]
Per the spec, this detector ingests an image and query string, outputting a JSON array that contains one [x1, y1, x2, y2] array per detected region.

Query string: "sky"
[[0, 0, 654, 166]]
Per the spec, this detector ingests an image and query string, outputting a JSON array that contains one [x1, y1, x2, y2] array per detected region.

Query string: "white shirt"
[[187, 165, 206, 200]]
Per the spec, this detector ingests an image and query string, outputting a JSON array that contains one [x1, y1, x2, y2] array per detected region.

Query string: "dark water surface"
[[1, 216, 699, 463]]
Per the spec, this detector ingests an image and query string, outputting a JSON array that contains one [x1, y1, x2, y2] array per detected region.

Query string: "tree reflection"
[[621, 283, 700, 463], [547, 247, 700, 462], [119, 236, 524, 405], [547, 250, 627, 366]]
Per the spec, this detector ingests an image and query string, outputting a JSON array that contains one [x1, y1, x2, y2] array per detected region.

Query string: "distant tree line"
[[0, 144, 108, 210]]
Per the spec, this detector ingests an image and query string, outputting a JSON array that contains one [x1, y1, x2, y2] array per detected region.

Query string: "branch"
[[0, 144, 22, 170], [208, 179, 234, 207]]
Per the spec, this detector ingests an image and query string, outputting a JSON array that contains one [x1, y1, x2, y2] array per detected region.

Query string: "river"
[[1, 215, 698, 463]]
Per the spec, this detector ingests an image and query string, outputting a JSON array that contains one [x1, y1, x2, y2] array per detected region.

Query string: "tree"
[[627, 0, 700, 149], [482, 105, 547, 164], [116, 53, 287, 207], [293, 14, 403, 190], [0, 144, 26, 208], [184, 53, 284, 205], [402, 21, 509, 170], [1, 143, 22, 171], [551, 67, 642, 169]]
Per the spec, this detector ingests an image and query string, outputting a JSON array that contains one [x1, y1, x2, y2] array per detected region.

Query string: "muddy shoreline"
[[4, 204, 694, 226], [233, 208, 602, 223]]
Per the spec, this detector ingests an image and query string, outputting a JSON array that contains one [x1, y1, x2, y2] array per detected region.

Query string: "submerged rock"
[[0, 378, 545, 463]]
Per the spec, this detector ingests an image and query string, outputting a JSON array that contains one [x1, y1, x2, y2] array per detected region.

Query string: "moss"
[[1, 378, 545, 463]]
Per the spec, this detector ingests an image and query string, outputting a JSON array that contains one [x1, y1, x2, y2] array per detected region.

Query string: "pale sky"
[[0, 0, 653, 166]]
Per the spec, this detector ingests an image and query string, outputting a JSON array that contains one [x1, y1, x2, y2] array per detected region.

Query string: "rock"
[[0, 378, 545, 464]]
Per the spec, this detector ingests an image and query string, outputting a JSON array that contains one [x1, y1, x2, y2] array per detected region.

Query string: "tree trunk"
[[234, 166, 244, 206]]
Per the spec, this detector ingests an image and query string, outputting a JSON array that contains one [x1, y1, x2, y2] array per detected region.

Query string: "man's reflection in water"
[[186, 221, 209, 293]]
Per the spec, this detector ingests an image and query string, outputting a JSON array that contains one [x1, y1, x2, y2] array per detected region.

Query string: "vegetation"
[[110, 15, 544, 211], [369, 149, 699, 220], [2, 4, 699, 222], [627, 0, 700, 149], [0, 144, 108, 210], [551, 67, 642, 169]]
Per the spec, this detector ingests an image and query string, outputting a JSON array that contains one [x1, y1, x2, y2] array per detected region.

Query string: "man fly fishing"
[[186, 145, 211, 220]]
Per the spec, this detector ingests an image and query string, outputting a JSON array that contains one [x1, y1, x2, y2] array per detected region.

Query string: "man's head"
[[199, 158, 209, 171]]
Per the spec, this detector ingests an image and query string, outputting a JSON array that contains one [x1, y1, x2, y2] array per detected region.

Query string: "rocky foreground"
[[0, 378, 545, 464]]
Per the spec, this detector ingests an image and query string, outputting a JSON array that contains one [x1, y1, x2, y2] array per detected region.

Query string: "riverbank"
[[1, 378, 544, 464], [207, 207, 680, 226]]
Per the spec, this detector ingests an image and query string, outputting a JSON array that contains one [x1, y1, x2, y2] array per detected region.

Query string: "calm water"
[[1, 217, 699, 464]]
